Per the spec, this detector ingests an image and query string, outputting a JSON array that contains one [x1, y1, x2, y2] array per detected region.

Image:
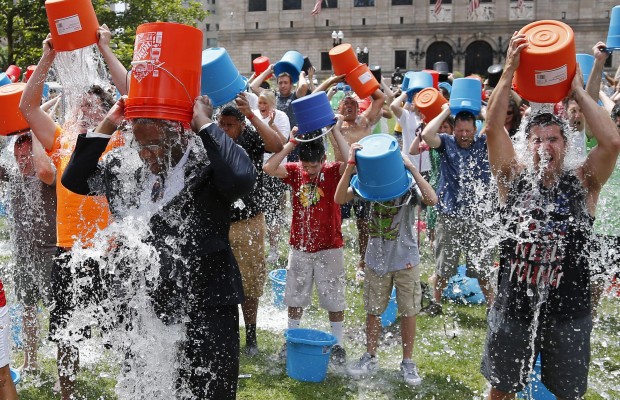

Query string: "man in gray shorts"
[[421, 104, 495, 315]]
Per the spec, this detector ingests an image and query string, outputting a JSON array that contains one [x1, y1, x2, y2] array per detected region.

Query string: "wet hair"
[[454, 111, 476, 126], [298, 140, 325, 163], [14, 132, 32, 148], [219, 105, 245, 122], [87, 84, 115, 110], [131, 118, 183, 137], [611, 103, 620, 120], [507, 98, 522, 134], [443, 115, 455, 130], [258, 90, 277, 109], [260, 81, 271, 90], [524, 112, 568, 141], [277, 72, 292, 84]]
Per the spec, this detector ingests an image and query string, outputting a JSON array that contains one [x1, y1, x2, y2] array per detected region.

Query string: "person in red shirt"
[[263, 120, 350, 365], [0, 280, 18, 399]]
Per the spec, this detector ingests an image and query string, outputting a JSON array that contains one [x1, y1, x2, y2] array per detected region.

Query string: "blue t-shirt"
[[435, 133, 491, 216]]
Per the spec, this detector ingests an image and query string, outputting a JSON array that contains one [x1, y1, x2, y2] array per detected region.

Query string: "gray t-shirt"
[[362, 190, 420, 276]]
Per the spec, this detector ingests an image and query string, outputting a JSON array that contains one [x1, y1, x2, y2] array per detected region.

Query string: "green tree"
[[0, 0, 207, 71]]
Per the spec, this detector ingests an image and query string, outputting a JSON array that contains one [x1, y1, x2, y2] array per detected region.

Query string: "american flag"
[[468, 0, 480, 14], [434, 0, 442, 15], [311, 0, 322, 16]]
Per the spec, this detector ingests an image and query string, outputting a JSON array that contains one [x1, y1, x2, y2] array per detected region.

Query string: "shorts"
[[229, 213, 267, 298], [48, 248, 105, 343], [285, 248, 345, 312], [435, 213, 494, 280], [341, 197, 369, 220], [364, 266, 422, 317], [0, 306, 10, 368], [13, 248, 55, 306], [481, 307, 592, 399]]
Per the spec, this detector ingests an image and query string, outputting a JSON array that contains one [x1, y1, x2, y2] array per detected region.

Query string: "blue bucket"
[[351, 134, 413, 202], [268, 269, 287, 308], [291, 92, 336, 134], [443, 265, 486, 304], [381, 287, 397, 327], [9, 368, 20, 385], [401, 71, 412, 93], [576, 54, 594, 85], [285, 328, 337, 382], [9, 305, 22, 348], [0, 73, 11, 87], [201, 48, 248, 107], [274, 51, 304, 84], [606, 6, 620, 50], [516, 355, 555, 400], [450, 78, 482, 117], [403, 71, 433, 102]]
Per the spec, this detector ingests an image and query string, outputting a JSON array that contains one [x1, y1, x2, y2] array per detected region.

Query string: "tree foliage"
[[0, 0, 207, 71]]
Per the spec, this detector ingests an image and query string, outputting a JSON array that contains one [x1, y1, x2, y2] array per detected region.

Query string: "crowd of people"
[[0, 23, 619, 400]]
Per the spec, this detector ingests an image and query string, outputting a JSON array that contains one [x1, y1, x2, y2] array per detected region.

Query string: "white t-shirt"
[[398, 110, 431, 172]]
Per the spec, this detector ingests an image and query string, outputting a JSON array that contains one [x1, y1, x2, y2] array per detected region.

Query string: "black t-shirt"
[[231, 127, 265, 221]]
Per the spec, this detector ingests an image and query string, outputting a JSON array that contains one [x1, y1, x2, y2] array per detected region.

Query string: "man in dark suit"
[[61, 95, 256, 399]]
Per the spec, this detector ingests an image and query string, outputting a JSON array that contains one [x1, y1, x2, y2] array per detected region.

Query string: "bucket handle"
[[130, 60, 193, 103], [293, 118, 337, 143]]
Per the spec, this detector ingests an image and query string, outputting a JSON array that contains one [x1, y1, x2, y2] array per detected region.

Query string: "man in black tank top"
[[481, 34, 620, 400]]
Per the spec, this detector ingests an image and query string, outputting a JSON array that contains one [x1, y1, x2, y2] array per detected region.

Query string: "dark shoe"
[[330, 345, 346, 366], [244, 344, 259, 357], [278, 342, 287, 361], [419, 302, 443, 316]]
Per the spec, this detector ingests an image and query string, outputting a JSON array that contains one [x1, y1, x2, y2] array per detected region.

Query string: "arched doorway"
[[465, 41, 493, 76], [425, 41, 454, 73]]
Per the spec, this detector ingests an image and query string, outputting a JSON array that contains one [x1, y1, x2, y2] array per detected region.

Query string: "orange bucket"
[[514, 20, 576, 104], [329, 44, 359, 76], [414, 87, 448, 122], [126, 22, 202, 124], [253, 56, 272, 79], [346, 64, 380, 99], [45, 0, 99, 52], [0, 83, 30, 136]]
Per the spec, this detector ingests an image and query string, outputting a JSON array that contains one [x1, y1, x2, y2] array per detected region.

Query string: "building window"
[[392, 0, 412, 5], [216, 24, 220, 31], [283, 0, 301, 10], [322, 0, 338, 8], [290, 21, 294, 28], [395, 50, 407, 69], [354, 0, 374, 6], [400, 16, 404, 24], [429, 0, 451, 3], [321, 52, 332, 71], [205, 24, 210, 32], [249, 0, 267, 12], [362, 18, 366, 25], [251, 54, 262, 71], [326, 19, 330, 26], [255, 22, 259, 29]]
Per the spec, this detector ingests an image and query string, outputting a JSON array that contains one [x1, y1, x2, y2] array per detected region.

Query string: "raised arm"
[[403, 154, 438, 206], [19, 34, 57, 151], [295, 71, 309, 99], [263, 129, 298, 179], [331, 119, 351, 176], [97, 24, 129, 95], [334, 143, 360, 204], [32, 133, 55, 185], [362, 88, 387, 127], [250, 64, 273, 94], [235, 93, 284, 153], [329, 114, 346, 162], [421, 103, 450, 149], [485, 32, 526, 188], [390, 91, 408, 119], [312, 74, 345, 94], [585, 42, 608, 103]]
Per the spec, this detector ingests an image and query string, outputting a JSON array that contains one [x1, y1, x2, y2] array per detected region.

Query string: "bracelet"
[[289, 137, 298, 145], [347, 160, 356, 165], [247, 113, 255, 121]]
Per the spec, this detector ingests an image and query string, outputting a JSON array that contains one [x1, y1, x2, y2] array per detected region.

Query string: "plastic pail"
[[346, 63, 380, 99], [401, 71, 412, 93], [369, 65, 382, 83], [9, 368, 20, 385], [329, 44, 360, 76], [351, 134, 413, 202], [576, 54, 595, 85], [285, 328, 337, 382], [274, 51, 304, 84], [422, 69, 439, 89], [516, 355, 555, 400], [606, 6, 620, 50], [381, 287, 397, 327], [45, 0, 99, 52], [24, 65, 36, 82], [514, 20, 575, 103], [291, 92, 336, 134], [487, 64, 503, 88], [0, 83, 29, 136], [9, 305, 23, 348], [404, 71, 434, 102], [201, 47, 248, 107], [253, 56, 271, 79], [302, 56, 313, 75], [414, 87, 448, 122], [442, 265, 486, 304], [268, 269, 287, 308], [450, 78, 482, 116], [0, 73, 11, 87], [125, 22, 202, 124], [5, 65, 21, 83]]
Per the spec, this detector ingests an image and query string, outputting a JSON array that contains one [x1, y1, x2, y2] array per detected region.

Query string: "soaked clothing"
[[231, 127, 266, 222]]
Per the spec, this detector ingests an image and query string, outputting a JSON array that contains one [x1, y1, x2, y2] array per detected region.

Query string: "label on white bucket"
[[358, 71, 373, 85], [132, 31, 164, 82], [535, 64, 567, 87], [55, 15, 82, 36]]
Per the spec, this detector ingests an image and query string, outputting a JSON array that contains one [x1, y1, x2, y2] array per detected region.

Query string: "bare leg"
[[401, 315, 416, 360], [288, 307, 303, 321], [241, 296, 259, 350], [488, 387, 515, 400], [366, 314, 381, 356], [0, 365, 17, 400], [22, 305, 39, 371], [328, 311, 344, 323], [478, 276, 495, 307], [57, 341, 79, 400], [433, 275, 448, 303]]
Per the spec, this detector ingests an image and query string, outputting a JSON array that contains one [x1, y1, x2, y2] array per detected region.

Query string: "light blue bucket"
[[10, 368, 20, 385], [201, 47, 248, 107], [443, 265, 485, 304], [0, 73, 12, 87], [291, 92, 336, 134], [606, 6, 620, 50], [403, 71, 433, 102], [285, 328, 337, 382], [9, 305, 22, 348], [576, 54, 594, 85], [516, 355, 555, 400], [274, 51, 304, 84], [381, 287, 397, 327], [351, 134, 413, 202], [268, 269, 287, 308], [450, 78, 482, 117]]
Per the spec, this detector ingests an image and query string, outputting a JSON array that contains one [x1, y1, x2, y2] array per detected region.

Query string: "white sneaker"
[[347, 352, 378, 378], [400, 360, 422, 386]]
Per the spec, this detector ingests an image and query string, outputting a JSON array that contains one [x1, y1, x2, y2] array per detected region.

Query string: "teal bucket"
[[576, 54, 594, 85], [381, 287, 397, 327], [268, 269, 287, 308], [443, 265, 486, 304], [10, 368, 20, 385], [285, 328, 337, 382], [606, 6, 620, 50], [274, 51, 304, 84], [516, 355, 555, 400], [0, 73, 11, 87], [450, 78, 482, 117]]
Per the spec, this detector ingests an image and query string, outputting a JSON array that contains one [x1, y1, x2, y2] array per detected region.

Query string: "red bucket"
[[0, 83, 30, 136], [126, 22, 202, 124], [45, 0, 99, 52], [422, 69, 439, 89], [5, 65, 21, 83], [253, 56, 272, 79], [24, 66, 36, 83]]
